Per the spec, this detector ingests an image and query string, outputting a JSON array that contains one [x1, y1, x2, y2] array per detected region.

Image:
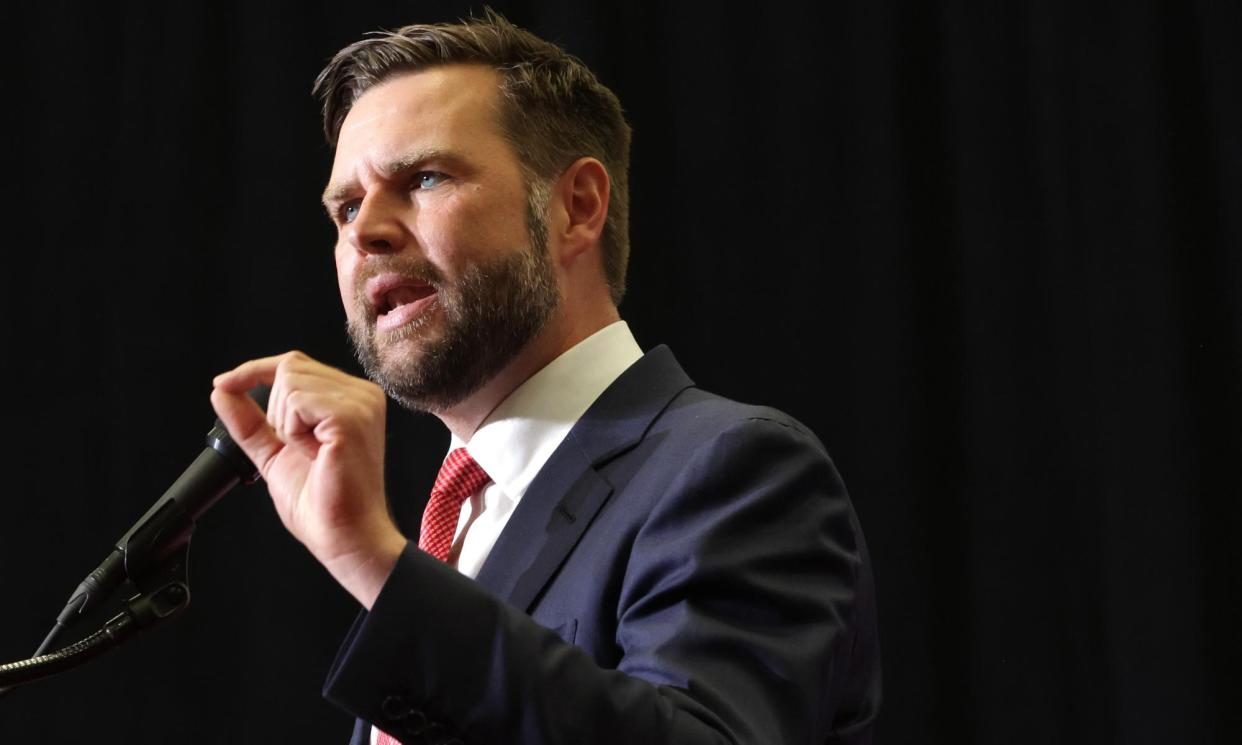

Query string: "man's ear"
[[551, 157, 610, 268]]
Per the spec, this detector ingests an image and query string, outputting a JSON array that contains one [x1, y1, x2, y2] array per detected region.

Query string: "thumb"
[[210, 386, 284, 478]]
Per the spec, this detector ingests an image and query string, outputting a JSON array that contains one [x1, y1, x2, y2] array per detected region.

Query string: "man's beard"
[[346, 192, 559, 414]]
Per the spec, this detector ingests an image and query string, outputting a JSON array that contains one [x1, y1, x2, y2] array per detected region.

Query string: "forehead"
[[331, 64, 508, 175]]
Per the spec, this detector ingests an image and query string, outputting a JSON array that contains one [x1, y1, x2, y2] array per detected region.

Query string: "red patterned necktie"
[[419, 448, 492, 562], [378, 448, 491, 745]]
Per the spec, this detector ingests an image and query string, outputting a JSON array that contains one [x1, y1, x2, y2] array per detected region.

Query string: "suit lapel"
[[473, 345, 694, 610], [473, 440, 612, 610], [349, 718, 369, 745]]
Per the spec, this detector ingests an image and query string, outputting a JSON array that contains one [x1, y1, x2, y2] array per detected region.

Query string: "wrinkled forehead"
[[335, 65, 506, 159]]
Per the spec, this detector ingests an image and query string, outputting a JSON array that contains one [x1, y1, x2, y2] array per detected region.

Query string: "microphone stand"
[[0, 547, 192, 689], [0, 390, 266, 696]]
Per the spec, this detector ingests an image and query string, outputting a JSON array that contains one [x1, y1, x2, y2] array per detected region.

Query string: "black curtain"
[[3, 2, 1238, 743]]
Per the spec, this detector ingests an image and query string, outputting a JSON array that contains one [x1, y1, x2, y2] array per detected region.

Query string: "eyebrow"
[[320, 147, 464, 214]]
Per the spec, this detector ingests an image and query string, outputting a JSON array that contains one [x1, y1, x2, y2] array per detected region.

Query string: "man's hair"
[[313, 10, 632, 304]]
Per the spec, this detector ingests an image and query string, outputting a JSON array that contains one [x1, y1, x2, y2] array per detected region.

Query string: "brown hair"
[[313, 10, 632, 304]]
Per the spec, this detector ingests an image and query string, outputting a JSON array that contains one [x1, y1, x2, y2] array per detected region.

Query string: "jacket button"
[[402, 710, 428, 734], [381, 694, 415, 721]]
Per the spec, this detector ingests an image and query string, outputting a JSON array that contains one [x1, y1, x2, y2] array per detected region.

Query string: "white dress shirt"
[[372, 321, 642, 745], [448, 321, 643, 579]]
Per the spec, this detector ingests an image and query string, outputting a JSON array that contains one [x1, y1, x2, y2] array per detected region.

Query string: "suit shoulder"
[[653, 386, 829, 454]]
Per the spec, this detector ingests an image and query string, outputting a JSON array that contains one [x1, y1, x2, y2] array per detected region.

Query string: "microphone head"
[[206, 385, 270, 484]]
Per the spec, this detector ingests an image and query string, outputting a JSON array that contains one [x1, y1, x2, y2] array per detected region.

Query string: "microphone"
[[48, 387, 269, 646]]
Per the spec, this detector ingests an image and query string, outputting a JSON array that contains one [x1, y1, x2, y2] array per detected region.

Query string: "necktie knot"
[[418, 448, 491, 563]]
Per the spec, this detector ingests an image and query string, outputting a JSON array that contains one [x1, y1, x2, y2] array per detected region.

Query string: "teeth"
[[381, 285, 429, 315], [389, 287, 422, 307]]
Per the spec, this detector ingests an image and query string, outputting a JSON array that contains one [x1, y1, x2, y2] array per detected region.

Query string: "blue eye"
[[417, 171, 448, 189], [341, 202, 360, 224]]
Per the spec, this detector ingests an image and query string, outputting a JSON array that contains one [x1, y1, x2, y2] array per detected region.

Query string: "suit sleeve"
[[322, 416, 879, 745]]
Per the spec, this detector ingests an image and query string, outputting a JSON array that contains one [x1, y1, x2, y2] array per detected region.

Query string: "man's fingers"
[[213, 350, 383, 470], [213, 354, 285, 393], [210, 386, 285, 478], [280, 387, 382, 440], [217, 352, 313, 437], [216, 351, 361, 393]]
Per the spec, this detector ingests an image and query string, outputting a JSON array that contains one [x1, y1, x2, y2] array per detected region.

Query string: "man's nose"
[[345, 193, 408, 255]]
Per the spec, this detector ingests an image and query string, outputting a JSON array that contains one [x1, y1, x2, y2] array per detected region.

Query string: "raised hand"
[[211, 351, 406, 609]]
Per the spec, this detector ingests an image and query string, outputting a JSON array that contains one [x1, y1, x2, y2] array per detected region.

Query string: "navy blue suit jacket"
[[323, 346, 880, 744]]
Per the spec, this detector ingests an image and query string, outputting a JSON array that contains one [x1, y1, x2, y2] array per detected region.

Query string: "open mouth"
[[377, 284, 435, 316], [367, 275, 439, 333]]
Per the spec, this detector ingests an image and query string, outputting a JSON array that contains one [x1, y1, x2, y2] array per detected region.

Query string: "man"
[[211, 12, 879, 745]]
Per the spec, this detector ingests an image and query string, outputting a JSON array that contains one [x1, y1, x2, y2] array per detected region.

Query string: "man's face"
[[324, 65, 559, 412]]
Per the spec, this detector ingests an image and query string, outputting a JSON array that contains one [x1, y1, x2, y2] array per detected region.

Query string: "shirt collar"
[[449, 321, 643, 501]]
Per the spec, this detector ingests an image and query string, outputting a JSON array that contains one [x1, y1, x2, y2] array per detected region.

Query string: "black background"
[[2, 1, 1239, 743]]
